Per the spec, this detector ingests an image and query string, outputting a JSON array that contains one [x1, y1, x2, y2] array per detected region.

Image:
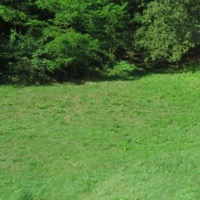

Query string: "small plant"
[[114, 61, 137, 72]]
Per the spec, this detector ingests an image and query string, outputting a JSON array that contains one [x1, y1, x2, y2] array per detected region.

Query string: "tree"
[[0, 0, 48, 83], [135, 0, 200, 66], [0, 0, 200, 84], [34, 0, 133, 79]]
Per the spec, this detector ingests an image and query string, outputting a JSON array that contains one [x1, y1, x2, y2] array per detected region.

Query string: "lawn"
[[1, 72, 200, 200]]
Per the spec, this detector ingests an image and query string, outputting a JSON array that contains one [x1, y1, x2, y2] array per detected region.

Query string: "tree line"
[[0, 0, 200, 84]]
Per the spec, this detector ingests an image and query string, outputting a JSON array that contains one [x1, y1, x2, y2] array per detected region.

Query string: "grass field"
[[1, 71, 200, 200]]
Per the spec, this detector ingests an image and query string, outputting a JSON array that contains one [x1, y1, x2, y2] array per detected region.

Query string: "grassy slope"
[[1, 72, 200, 200]]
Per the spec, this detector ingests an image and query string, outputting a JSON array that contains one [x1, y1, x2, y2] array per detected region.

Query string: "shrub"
[[135, 1, 195, 65]]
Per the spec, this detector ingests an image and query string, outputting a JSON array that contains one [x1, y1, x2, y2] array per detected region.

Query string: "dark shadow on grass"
[[80, 68, 150, 83], [69, 62, 200, 84], [145, 63, 200, 75], [0, 68, 152, 86], [3, 63, 198, 86]]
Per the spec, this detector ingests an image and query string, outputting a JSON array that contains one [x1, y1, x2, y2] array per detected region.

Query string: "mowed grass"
[[1, 72, 200, 200]]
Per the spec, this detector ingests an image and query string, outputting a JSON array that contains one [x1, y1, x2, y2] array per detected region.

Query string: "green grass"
[[1, 72, 200, 200]]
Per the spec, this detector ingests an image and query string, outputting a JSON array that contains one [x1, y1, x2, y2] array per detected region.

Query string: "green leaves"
[[0, 5, 27, 22], [0, 0, 200, 83], [135, 0, 195, 64], [42, 29, 100, 70]]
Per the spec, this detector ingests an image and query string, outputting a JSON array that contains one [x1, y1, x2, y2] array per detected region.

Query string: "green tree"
[[135, 0, 200, 66], [34, 0, 133, 78], [0, 0, 48, 83], [1, 0, 200, 84]]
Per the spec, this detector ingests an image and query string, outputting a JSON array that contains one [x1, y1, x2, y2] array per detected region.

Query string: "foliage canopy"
[[0, 0, 200, 83]]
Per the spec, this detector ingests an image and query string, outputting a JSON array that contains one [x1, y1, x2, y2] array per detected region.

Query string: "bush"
[[135, 1, 194, 65], [36, 29, 101, 80], [7, 57, 52, 85]]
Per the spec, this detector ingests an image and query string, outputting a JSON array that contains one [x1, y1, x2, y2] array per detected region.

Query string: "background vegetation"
[[0, 0, 200, 84]]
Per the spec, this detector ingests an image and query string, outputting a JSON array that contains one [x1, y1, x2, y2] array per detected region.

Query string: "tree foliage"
[[135, 0, 195, 64], [0, 0, 200, 83]]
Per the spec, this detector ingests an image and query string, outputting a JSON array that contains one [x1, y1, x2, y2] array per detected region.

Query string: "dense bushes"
[[135, 1, 194, 64], [0, 0, 200, 83]]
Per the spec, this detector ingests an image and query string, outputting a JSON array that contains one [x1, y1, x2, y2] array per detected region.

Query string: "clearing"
[[1, 72, 200, 200]]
